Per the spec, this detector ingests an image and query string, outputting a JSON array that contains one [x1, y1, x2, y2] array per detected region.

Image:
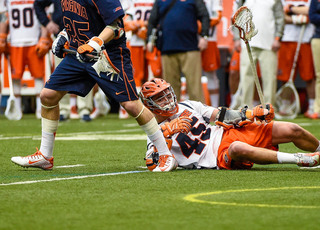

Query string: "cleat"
[[152, 154, 178, 172], [70, 106, 80, 119], [59, 114, 68, 121], [296, 152, 320, 167], [90, 100, 111, 119], [11, 148, 54, 170], [119, 106, 129, 119], [81, 114, 92, 122]]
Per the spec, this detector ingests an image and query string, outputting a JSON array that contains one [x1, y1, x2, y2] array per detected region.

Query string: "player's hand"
[[77, 36, 103, 63], [36, 37, 52, 58], [0, 33, 7, 54], [136, 27, 147, 40], [161, 116, 193, 138], [215, 106, 252, 130], [284, 4, 294, 15], [145, 148, 159, 171], [52, 29, 69, 58], [292, 14, 309, 24], [251, 104, 274, 123]]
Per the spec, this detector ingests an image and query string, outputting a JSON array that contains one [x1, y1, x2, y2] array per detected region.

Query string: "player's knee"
[[229, 141, 251, 159], [40, 88, 64, 106], [120, 100, 141, 117], [288, 123, 304, 139]]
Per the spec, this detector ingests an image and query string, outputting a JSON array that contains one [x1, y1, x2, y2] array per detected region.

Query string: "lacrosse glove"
[[52, 29, 69, 58], [36, 37, 52, 58], [77, 36, 103, 63], [215, 106, 253, 129], [0, 33, 7, 54], [251, 104, 274, 123], [292, 14, 309, 24], [145, 148, 159, 171], [161, 116, 193, 138]]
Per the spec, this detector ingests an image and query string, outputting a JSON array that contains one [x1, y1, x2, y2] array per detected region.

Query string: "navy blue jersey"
[[61, 0, 125, 48]]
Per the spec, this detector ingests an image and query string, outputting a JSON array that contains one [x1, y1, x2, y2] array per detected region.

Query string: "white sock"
[[36, 96, 41, 112], [140, 117, 171, 156], [308, 99, 315, 112], [206, 71, 219, 107], [40, 118, 58, 158], [316, 141, 320, 152], [70, 96, 77, 107], [277, 151, 297, 164]]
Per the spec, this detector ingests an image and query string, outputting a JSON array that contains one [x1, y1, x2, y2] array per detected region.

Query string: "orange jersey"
[[217, 122, 275, 170], [277, 42, 315, 82]]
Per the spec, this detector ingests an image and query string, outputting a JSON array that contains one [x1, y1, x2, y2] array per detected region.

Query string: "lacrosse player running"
[[11, 0, 176, 172], [140, 78, 320, 171]]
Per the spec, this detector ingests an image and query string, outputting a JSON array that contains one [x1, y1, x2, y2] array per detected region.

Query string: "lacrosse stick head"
[[274, 83, 300, 120], [5, 95, 23, 120], [232, 6, 258, 42]]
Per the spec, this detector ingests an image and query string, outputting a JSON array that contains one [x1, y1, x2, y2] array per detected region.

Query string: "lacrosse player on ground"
[[11, 0, 176, 172], [140, 78, 320, 171]]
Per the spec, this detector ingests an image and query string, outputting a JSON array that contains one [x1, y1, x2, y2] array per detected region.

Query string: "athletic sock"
[[276, 151, 297, 164], [40, 118, 58, 158]]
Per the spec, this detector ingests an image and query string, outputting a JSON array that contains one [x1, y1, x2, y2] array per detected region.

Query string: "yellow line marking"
[[184, 186, 320, 209]]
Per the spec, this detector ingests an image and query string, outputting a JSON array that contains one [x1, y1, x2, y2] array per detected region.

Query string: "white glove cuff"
[[88, 37, 103, 52]]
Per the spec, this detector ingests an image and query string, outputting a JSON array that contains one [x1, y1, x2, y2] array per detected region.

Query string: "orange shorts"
[[217, 122, 275, 170], [277, 42, 315, 82], [9, 45, 45, 80], [201, 41, 220, 72]]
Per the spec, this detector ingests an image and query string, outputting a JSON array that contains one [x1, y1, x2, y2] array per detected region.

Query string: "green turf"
[[1, 114, 320, 230]]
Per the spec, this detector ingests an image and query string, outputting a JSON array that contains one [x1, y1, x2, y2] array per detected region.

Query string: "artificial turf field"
[[1, 114, 320, 230]]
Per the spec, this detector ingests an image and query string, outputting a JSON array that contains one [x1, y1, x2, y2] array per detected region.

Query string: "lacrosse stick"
[[232, 6, 265, 107], [274, 25, 305, 120], [62, 48, 120, 79], [4, 55, 23, 120]]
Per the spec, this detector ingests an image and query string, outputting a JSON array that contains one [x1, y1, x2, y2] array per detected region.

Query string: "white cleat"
[[152, 154, 178, 172], [296, 152, 320, 167], [11, 148, 54, 170]]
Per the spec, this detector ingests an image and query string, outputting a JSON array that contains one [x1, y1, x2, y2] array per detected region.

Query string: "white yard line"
[[0, 170, 147, 186], [55, 164, 85, 168]]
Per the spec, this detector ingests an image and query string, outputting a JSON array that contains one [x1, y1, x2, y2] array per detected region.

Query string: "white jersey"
[[0, 0, 6, 13], [147, 100, 224, 169], [281, 0, 315, 43], [241, 0, 279, 50], [203, 0, 223, 42], [6, 0, 41, 47], [126, 0, 154, 46]]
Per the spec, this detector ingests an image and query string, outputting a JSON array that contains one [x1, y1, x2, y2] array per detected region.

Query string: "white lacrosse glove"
[[77, 36, 104, 62], [292, 15, 309, 25], [52, 29, 69, 58]]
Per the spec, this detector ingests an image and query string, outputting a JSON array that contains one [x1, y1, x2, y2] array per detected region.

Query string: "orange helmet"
[[140, 78, 178, 116]]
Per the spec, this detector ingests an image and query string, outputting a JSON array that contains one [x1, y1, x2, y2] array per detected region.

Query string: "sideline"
[[184, 186, 320, 209], [0, 170, 147, 186]]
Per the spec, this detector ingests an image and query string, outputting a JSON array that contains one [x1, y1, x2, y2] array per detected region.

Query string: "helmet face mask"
[[140, 78, 178, 116]]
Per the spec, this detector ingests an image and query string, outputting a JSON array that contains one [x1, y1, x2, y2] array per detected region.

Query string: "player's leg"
[[11, 87, 66, 170], [77, 89, 93, 122], [121, 99, 177, 172], [311, 38, 320, 117]]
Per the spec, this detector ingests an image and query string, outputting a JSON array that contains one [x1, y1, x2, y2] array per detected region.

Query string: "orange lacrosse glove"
[[77, 36, 103, 62], [36, 37, 52, 58], [161, 116, 193, 138], [249, 104, 274, 123], [0, 33, 8, 54], [136, 26, 147, 40]]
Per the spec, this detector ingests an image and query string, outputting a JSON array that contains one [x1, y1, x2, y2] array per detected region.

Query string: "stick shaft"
[[245, 42, 265, 107], [62, 48, 98, 60]]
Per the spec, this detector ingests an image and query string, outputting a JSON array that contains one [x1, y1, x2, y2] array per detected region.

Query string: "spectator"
[[234, 0, 285, 108], [146, 0, 210, 102], [278, 1, 315, 118], [309, 0, 320, 119]]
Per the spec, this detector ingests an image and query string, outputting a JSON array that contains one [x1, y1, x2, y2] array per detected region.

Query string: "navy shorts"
[[45, 46, 139, 102]]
